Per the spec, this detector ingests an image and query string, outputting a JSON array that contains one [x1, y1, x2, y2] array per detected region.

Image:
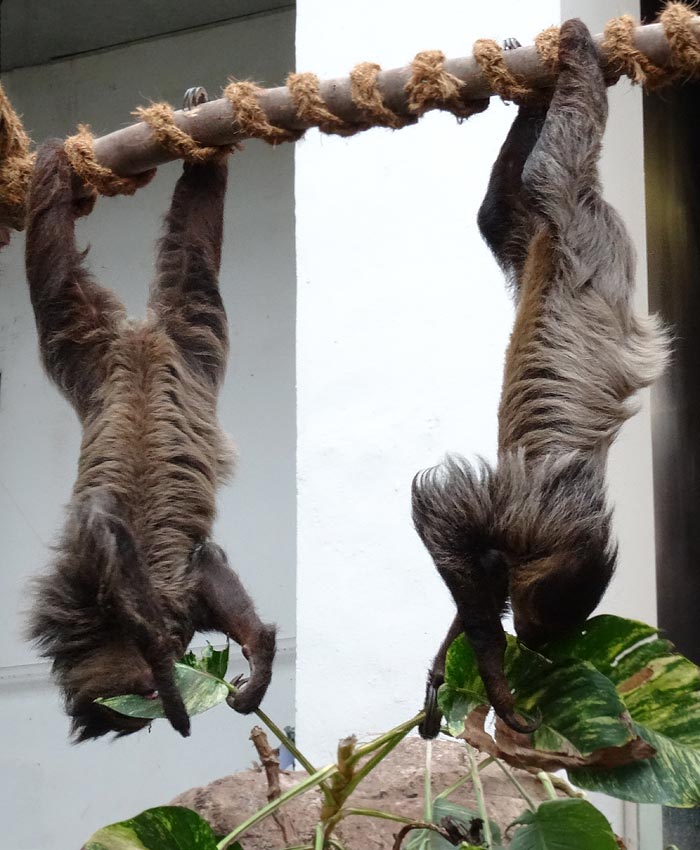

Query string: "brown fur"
[[413, 20, 670, 736], [25, 141, 276, 741]]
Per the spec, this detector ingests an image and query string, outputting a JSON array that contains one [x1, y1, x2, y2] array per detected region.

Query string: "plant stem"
[[338, 718, 419, 803], [342, 733, 405, 799], [343, 807, 416, 825], [537, 771, 558, 801], [314, 822, 325, 850], [255, 706, 318, 775], [434, 756, 495, 802], [435, 770, 474, 801], [352, 713, 423, 759], [217, 763, 336, 849], [540, 771, 585, 799], [224, 678, 335, 807], [225, 681, 316, 774], [424, 739, 433, 822], [218, 709, 423, 849], [322, 813, 343, 845], [465, 743, 493, 849], [493, 759, 537, 811]]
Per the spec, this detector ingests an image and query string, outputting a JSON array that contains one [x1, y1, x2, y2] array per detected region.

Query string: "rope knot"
[[134, 102, 230, 162], [287, 72, 364, 136], [64, 125, 155, 197], [224, 80, 304, 145], [406, 50, 488, 119]]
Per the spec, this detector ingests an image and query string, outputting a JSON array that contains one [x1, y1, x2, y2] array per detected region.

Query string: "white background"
[[0, 1, 661, 847]]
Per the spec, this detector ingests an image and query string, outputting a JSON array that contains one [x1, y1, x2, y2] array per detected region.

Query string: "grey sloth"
[[25, 133, 275, 741], [413, 19, 669, 737]]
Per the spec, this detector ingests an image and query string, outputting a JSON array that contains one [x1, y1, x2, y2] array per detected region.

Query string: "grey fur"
[[414, 19, 670, 736]]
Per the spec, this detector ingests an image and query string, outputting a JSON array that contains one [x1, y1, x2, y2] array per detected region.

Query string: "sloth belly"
[[75, 328, 225, 588], [500, 254, 637, 459]]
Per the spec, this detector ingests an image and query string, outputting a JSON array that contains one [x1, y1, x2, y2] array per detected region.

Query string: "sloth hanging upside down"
[[413, 19, 669, 737], [25, 94, 276, 741]]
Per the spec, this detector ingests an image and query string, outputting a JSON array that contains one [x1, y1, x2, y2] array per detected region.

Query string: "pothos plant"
[[82, 615, 700, 850]]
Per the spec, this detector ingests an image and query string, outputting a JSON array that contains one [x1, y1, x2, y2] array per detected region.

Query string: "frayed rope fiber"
[[0, 1, 698, 215], [133, 103, 229, 162], [64, 125, 155, 196]]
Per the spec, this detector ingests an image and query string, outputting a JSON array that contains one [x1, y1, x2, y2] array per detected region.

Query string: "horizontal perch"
[[88, 15, 700, 177], [0, 6, 698, 229]]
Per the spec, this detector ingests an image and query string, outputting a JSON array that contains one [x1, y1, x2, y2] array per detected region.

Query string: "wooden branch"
[[88, 17, 699, 179], [249, 725, 298, 846]]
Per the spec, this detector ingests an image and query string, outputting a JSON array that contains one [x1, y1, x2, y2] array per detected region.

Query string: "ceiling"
[[0, 0, 293, 71]]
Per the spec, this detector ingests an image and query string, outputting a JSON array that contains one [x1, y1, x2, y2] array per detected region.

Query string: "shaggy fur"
[[414, 20, 670, 736], [25, 141, 276, 741]]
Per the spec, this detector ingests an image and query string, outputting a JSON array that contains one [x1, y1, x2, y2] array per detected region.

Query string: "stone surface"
[[171, 736, 555, 848]]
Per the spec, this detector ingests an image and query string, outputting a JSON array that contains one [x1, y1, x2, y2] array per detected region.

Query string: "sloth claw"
[[419, 670, 444, 740], [182, 86, 209, 110]]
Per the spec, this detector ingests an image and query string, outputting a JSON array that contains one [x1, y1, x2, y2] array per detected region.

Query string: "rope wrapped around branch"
[[64, 125, 156, 196], [224, 80, 304, 145], [0, 1, 698, 221], [405, 50, 489, 118], [133, 103, 230, 162], [0, 84, 35, 231]]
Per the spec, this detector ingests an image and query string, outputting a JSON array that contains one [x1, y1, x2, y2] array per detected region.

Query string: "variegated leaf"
[[96, 663, 229, 720], [82, 806, 220, 850]]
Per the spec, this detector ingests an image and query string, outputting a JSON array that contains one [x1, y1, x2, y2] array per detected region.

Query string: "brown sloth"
[[25, 134, 275, 741], [413, 19, 669, 737]]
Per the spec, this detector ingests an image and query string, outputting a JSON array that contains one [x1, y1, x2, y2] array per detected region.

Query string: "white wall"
[[0, 11, 296, 850]]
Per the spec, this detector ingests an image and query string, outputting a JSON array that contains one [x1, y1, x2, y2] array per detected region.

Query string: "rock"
[[171, 736, 556, 848]]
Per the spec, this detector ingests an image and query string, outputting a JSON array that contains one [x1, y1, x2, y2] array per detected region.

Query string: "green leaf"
[[558, 616, 700, 807], [180, 651, 199, 668], [542, 615, 658, 681], [83, 806, 219, 850], [96, 663, 229, 720], [440, 634, 634, 757], [180, 643, 230, 680], [508, 799, 617, 850], [438, 634, 490, 737], [404, 797, 502, 850]]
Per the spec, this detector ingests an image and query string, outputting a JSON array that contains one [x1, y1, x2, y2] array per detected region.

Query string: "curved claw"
[[503, 37, 522, 51], [150, 658, 191, 737], [419, 669, 444, 740], [497, 705, 542, 735], [226, 626, 277, 715], [476, 644, 541, 736], [183, 86, 209, 110], [226, 673, 250, 710]]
